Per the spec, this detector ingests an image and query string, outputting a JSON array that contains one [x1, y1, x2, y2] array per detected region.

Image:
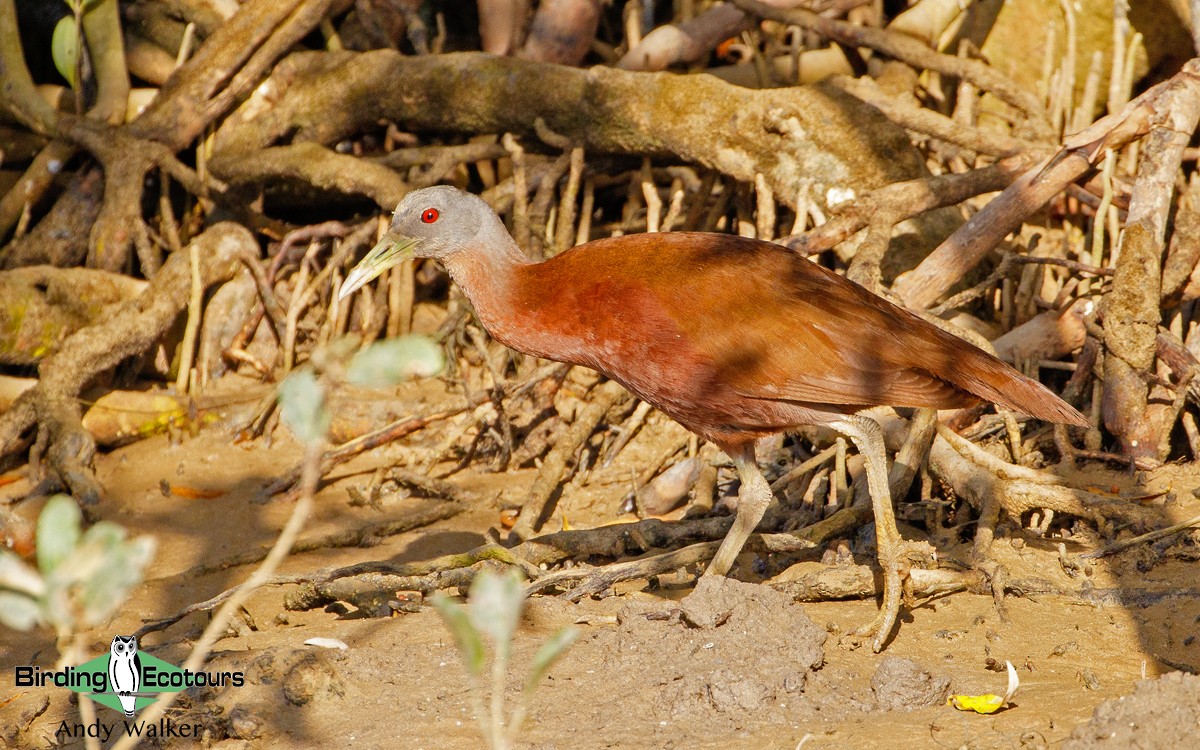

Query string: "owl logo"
[[108, 635, 142, 717]]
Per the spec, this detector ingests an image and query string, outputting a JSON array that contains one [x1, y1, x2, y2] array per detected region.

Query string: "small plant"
[[51, 0, 103, 93], [432, 569, 578, 750], [0, 494, 155, 640]]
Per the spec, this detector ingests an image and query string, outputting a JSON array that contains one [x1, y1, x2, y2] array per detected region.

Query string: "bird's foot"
[[853, 539, 936, 652], [972, 557, 1011, 623]]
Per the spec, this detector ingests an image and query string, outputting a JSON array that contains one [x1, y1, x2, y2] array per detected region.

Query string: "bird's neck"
[[441, 236, 533, 343]]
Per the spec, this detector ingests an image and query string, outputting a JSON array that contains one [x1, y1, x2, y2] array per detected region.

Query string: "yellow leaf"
[[948, 660, 1019, 714], [948, 693, 1005, 714]]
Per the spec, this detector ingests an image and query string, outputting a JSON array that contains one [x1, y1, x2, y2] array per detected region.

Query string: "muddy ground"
[[3, 383, 1200, 750]]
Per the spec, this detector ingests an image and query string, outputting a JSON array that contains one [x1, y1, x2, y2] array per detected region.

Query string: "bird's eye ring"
[[421, 208, 439, 223]]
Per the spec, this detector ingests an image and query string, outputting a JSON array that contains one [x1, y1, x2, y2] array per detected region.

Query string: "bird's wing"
[[639, 234, 976, 409], [542, 232, 1084, 425]]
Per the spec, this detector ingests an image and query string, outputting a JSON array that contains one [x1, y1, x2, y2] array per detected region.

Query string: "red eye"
[[421, 208, 439, 223]]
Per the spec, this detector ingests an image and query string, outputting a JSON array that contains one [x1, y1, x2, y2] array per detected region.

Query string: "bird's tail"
[[941, 345, 1089, 428]]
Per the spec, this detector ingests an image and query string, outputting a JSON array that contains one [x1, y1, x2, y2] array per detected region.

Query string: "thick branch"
[[212, 51, 931, 206], [133, 0, 337, 149], [216, 143, 409, 210], [1103, 61, 1200, 460]]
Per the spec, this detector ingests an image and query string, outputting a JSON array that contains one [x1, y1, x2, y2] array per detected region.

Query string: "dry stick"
[[174, 242, 204, 395], [1157, 332, 1200, 408], [511, 380, 629, 540], [754, 173, 775, 241], [0, 141, 77, 242], [602, 399, 653, 468], [386, 255, 415, 338], [770, 444, 838, 493], [1108, 0, 1130, 115], [528, 154, 570, 258], [1157, 370, 1195, 460], [1082, 512, 1200, 559], [1104, 60, 1200, 461], [1162, 180, 1200, 306], [733, 0, 1050, 135], [110, 441, 317, 750], [781, 153, 1038, 256], [372, 141, 509, 171], [893, 62, 1200, 309], [553, 146, 585, 255], [664, 179, 687, 231], [282, 241, 317, 372], [845, 219, 893, 293], [214, 142, 409, 211], [1183, 412, 1200, 459], [502, 134, 531, 252], [58, 633, 101, 750], [1054, 0, 1077, 136], [526, 541, 723, 599], [265, 406, 468, 499], [289, 516, 740, 608], [832, 75, 1038, 157], [701, 177, 732, 232], [683, 171, 718, 231], [575, 176, 595, 245], [641, 159, 662, 232]]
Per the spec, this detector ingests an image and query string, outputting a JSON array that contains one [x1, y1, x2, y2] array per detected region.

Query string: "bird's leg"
[[830, 414, 928, 652], [705, 443, 771, 577]]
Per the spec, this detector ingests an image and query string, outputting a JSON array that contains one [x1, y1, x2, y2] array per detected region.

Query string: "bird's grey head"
[[340, 186, 509, 299]]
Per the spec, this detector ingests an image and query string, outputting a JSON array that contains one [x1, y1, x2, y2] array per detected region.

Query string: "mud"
[[2, 413, 1199, 749]]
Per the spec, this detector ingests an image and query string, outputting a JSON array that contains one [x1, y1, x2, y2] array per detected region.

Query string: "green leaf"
[[278, 368, 329, 443], [37, 495, 81, 574], [346, 336, 445, 387], [524, 627, 578, 693], [76, 528, 155, 627], [45, 522, 155, 629], [431, 594, 485, 677], [0, 591, 43, 631], [467, 569, 524, 662], [0, 551, 45, 598], [51, 16, 79, 88]]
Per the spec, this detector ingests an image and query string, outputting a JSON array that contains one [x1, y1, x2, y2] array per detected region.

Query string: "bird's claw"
[[856, 539, 937, 652]]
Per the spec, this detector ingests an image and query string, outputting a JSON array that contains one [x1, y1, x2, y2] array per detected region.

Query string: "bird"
[[108, 635, 142, 717], [340, 185, 1089, 651]]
